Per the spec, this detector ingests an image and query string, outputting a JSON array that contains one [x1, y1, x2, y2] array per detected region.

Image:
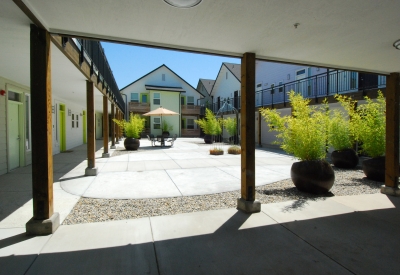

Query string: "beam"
[[102, 96, 110, 158], [382, 73, 400, 196], [85, 81, 98, 176], [110, 103, 116, 149], [237, 52, 260, 213], [26, 24, 59, 235]]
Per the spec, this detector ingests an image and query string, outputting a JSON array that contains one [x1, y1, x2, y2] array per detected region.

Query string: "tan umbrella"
[[143, 106, 179, 129]]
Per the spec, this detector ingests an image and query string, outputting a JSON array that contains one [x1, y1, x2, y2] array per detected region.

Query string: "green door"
[[8, 102, 20, 170], [59, 105, 66, 151], [83, 111, 87, 143]]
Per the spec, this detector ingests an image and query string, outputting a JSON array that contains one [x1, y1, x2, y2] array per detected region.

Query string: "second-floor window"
[[187, 119, 194, 129], [131, 93, 139, 103], [153, 93, 160, 105], [142, 94, 148, 103], [187, 96, 194, 105]]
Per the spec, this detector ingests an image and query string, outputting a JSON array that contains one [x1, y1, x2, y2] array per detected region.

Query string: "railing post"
[[326, 69, 330, 95], [336, 70, 339, 94]]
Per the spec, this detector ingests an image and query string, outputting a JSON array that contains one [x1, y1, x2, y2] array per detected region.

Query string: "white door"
[[8, 102, 21, 170]]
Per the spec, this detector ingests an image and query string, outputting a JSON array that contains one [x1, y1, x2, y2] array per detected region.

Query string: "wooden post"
[[102, 96, 110, 158], [26, 24, 59, 235], [85, 81, 97, 176], [237, 52, 260, 213], [382, 73, 400, 195], [110, 103, 116, 149]]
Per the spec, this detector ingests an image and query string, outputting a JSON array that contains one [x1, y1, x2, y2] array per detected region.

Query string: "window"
[[153, 93, 160, 105], [154, 117, 160, 129], [187, 119, 194, 129], [297, 69, 306, 76], [8, 91, 20, 102], [25, 93, 31, 151], [187, 96, 194, 105], [162, 74, 165, 81], [76, 113, 79, 128], [72, 114, 75, 128], [131, 93, 139, 103], [181, 96, 185, 105], [141, 94, 148, 103]]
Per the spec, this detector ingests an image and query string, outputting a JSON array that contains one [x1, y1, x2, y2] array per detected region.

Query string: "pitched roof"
[[223, 62, 241, 81], [145, 85, 186, 92], [199, 79, 215, 95], [209, 62, 241, 96], [119, 64, 199, 96]]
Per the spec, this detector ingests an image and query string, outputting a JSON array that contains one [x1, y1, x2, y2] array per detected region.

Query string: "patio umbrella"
[[143, 106, 179, 129]]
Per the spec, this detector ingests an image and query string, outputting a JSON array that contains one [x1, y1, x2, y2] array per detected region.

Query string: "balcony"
[[129, 102, 150, 114], [181, 105, 201, 115], [181, 128, 200, 137]]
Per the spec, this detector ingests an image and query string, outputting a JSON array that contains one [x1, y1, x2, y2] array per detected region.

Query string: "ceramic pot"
[[362, 156, 385, 182], [204, 135, 213, 144], [331, 149, 359, 169], [291, 160, 335, 194], [124, 137, 140, 150]]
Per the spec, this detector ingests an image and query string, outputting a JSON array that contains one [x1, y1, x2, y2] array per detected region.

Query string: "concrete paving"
[[57, 138, 295, 199], [1, 138, 400, 274]]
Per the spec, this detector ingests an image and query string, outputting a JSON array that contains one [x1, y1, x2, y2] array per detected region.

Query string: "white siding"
[[211, 66, 240, 100]]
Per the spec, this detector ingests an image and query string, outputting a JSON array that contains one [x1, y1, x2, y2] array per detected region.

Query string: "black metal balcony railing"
[[68, 38, 125, 113], [202, 70, 387, 114]]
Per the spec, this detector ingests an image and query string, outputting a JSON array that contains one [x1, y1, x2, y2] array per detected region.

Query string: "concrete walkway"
[[1, 138, 399, 274], [59, 138, 295, 199]]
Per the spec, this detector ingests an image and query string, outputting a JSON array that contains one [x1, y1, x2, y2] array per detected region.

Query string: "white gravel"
[[62, 167, 382, 225]]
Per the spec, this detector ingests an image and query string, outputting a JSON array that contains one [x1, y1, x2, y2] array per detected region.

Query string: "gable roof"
[[145, 85, 186, 93], [209, 62, 241, 96], [198, 79, 215, 96], [119, 64, 199, 96]]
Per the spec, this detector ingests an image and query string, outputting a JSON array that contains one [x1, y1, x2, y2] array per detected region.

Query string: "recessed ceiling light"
[[163, 0, 202, 8], [393, 39, 400, 50]]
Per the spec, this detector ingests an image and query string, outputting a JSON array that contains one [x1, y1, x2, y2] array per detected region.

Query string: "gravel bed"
[[62, 167, 382, 225]]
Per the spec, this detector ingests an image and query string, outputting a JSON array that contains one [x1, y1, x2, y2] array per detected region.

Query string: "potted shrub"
[[223, 117, 238, 144], [195, 108, 222, 144], [210, 145, 224, 155], [260, 91, 334, 194], [113, 113, 145, 150], [161, 120, 173, 137], [328, 96, 359, 169], [342, 92, 386, 181]]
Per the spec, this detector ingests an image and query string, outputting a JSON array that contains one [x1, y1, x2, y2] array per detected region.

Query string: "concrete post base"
[[237, 198, 261, 213], [116, 141, 120, 144], [381, 186, 400, 196], [85, 167, 98, 176], [26, 212, 60, 235], [102, 152, 110, 158], [110, 145, 116, 149]]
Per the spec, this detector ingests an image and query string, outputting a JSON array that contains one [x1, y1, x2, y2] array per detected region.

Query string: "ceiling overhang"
[[14, 0, 400, 75]]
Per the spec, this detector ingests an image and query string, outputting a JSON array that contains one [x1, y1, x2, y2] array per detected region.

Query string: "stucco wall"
[[211, 66, 240, 101]]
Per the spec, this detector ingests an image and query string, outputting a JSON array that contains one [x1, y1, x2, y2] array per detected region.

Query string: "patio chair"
[[147, 134, 156, 146], [166, 134, 177, 147]]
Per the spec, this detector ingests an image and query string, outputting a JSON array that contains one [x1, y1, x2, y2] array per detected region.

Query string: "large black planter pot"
[[124, 137, 140, 150], [291, 160, 335, 194], [331, 149, 359, 169], [204, 135, 213, 144], [362, 156, 385, 182]]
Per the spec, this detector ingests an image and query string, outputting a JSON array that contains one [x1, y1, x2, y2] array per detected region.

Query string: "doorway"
[[295, 68, 307, 96], [59, 104, 66, 151], [8, 101, 23, 170]]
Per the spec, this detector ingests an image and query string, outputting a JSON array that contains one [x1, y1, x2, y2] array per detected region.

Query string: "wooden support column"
[[237, 52, 260, 213], [85, 81, 97, 176], [102, 96, 110, 158], [26, 24, 59, 235], [110, 103, 116, 149], [382, 72, 400, 196]]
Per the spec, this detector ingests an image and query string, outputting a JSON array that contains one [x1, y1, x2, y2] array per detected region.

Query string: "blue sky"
[[101, 42, 240, 89]]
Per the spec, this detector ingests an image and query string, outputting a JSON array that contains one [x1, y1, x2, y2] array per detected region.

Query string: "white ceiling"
[[0, 1, 109, 112], [20, 0, 400, 74]]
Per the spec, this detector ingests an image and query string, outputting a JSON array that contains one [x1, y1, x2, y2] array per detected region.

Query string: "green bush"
[[223, 117, 237, 136], [195, 108, 222, 136], [161, 120, 173, 132], [260, 91, 329, 161], [113, 113, 145, 139], [336, 92, 385, 157], [328, 108, 353, 150]]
